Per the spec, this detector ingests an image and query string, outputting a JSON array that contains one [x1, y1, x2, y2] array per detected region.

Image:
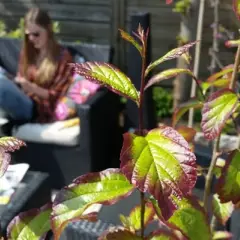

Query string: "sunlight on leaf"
[[7, 203, 52, 240], [119, 201, 155, 232], [145, 41, 198, 76], [233, 0, 240, 20], [147, 229, 180, 240], [0, 137, 25, 178], [52, 169, 134, 240], [213, 158, 226, 179], [216, 149, 240, 204], [145, 68, 195, 90], [120, 126, 197, 220], [225, 39, 240, 48], [119, 29, 142, 55], [200, 79, 230, 95], [213, 231, 232, 240], [206, 65, 233, 82], [168, 196, 211, 240], [72, 62, 140, 105], [212, 194, 234, 225], [172, 98, 203, 127], [201, 89, 238, 140], [99, 227, 141, 240]]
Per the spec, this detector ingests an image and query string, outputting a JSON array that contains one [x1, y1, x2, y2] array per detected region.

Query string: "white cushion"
[[12, 121, 80, 146], [0, 117, 9, 125]]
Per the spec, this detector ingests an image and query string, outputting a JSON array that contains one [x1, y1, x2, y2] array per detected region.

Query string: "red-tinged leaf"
[[120, 126, 197, 220], [145, 68, 195, 90], [225, 39, 240, 48], [233, 0, 240, 20], [213, 231, 232, 240], [119, 201, 155, 232], [201, 89, 238, 140], [72, 62, 140, 105], [0, 137, 25, 152], [146, 229, 180, 240], [167, 196, 211, 240], [216, 149, 240, 203], [145, 41, 198, 76], [0, 137, 25, 178], [206, 66, 234, 82], [201, 79, 230, 95], [7, 203, 52, 240], [172, 98, 203, 127], [212, 194, 234, 225], [52, 168, 134, 240], [99, 227, 141, 240], [119, 29, 142, 55], [175, 126, 196, 143]]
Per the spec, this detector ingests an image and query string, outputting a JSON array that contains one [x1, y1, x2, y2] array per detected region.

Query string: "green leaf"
[[225, 39, 240, 48], [120, 126, 197, 219], [216, 149, 240, 203], [0, 137, 25, 178], [201, 89, 238, 140], [52, 168, 134, 240], [145, 41, 198, 76], [201, 78, 230, 95], [213, 158, 226, 179], [172, 98, 203, 127], [213, 231, 232, 240], [212, 194, 234, 225], [72, 62, 140, 105], [119, 201, 155, 232], [119, 29, 142, 55], [147, 229, 180, 240], [145, 68, 195, 90], [206, 65, 233, 82], [99, 227, 141, 240], [233, 0, 240, 20], [168, 196, 211, 240], [7, 203, 52, 240]]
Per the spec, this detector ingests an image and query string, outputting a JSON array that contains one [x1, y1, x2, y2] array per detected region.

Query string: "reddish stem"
[[139, 35, 147, 239]]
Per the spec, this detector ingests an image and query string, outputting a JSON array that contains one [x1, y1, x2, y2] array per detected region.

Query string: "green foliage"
[[153, 87, 173, 119], [0, 18, 60, 39], [173, 0, 191, 15]]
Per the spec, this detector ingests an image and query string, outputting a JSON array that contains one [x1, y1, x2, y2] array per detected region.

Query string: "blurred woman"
[[0, 7, 73, 123]]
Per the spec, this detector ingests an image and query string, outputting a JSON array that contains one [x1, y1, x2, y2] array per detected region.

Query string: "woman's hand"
[[15, 77, 35, 93], [15, 76, 49, 99]]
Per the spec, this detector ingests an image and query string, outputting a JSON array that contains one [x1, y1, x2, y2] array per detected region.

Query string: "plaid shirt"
[[18, 47, 73, 123]]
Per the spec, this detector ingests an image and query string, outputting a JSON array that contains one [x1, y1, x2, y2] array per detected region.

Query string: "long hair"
[[22, 8, 60, 85]]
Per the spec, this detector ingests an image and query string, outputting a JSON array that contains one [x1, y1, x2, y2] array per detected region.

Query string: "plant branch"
[[230, 45, 240, 90], [139, 32, 148, 239], [203, 138, 220, 211], [193, 76, 205, 100]]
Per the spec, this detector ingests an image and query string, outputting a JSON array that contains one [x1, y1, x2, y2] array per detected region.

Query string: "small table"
[[0, 171, 51, 236]]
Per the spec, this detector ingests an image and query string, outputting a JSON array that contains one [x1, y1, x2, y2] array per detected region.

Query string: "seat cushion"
[[12, 119, 80, 146]]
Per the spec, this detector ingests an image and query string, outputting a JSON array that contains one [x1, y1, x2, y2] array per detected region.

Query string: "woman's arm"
[[15, 76, 49, 99]]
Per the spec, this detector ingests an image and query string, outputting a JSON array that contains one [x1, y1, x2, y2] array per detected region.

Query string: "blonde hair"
[[22, 7, 60, 85]]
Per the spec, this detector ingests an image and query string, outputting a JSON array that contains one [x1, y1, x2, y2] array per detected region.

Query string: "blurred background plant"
[[0, 18, 60, 39], [153, 87, 173, 120], [173, 0, 191, 15]]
